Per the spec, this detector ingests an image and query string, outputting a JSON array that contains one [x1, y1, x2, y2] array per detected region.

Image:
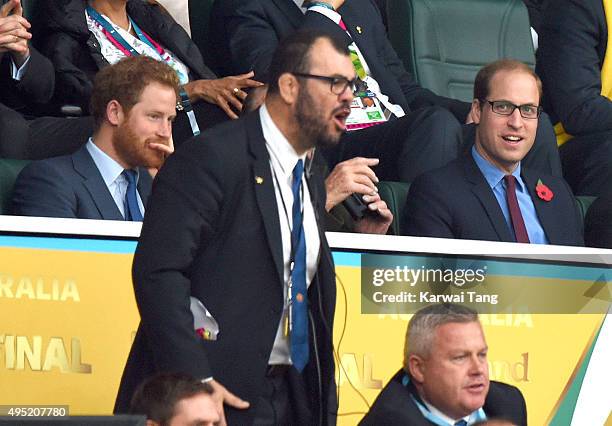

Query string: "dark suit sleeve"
[[0, 46, 55, 107], [402, 173, 456, 238], [226, 1, 355, 78], [224, 0, 280, 78], [485, 382, 527, 426], [10, 47, 55, 103], [43, 32, 95, 109], [538, 0, 612, 134], [11, 161, 79, 218], [131, 140, 227, 379], [564, 178, 585, 246], [585, 189, 612, 248]]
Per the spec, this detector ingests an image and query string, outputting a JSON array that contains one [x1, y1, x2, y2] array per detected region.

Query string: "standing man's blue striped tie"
[[290, 159, 308, 371]]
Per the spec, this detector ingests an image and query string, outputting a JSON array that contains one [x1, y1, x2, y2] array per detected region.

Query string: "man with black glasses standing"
[[402, 60, 583, 246], [115, 30, 392, 426]]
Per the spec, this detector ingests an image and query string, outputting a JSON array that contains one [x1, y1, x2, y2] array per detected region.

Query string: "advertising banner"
[[0, 218, 610, 425]]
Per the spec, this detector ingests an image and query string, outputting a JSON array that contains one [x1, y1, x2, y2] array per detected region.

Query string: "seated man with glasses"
[[401, 60, 583, 246]]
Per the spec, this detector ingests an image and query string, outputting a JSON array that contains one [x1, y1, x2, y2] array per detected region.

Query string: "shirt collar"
[[260, 104, 307, 178], [471, 145, 523, 191], [421, 399, 471, 425], [86, 138, 136, 186], [293, 0, 307, 13]]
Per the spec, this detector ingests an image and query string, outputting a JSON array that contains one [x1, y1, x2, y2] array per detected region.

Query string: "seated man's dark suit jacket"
[[537, 0, 612, 195], [11, 144, 152, 220], [401, 154, 584, 246], [210, 0, 469, 121], [210, 0, 561, 179], [359, 370, 527, 426], [537, 0, 608, 137], [114, 111, 337, 426], [585, 187, 612, 249]]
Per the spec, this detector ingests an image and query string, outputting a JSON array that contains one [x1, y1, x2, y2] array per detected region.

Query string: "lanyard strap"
[[86, 6, 200, 136], [87, 7, 140, 56]]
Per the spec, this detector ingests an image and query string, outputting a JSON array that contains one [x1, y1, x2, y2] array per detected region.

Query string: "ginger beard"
[[112, 112, 169, 170]]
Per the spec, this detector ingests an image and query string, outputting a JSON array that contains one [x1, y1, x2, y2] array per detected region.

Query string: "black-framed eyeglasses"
[[293, 73, 357, 95], [482, 99, 542, 119]]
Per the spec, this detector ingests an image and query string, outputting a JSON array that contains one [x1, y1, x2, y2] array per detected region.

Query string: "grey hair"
[[403, 304, 479, 372]]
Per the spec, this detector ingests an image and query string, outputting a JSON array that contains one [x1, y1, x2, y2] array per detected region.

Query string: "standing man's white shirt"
[[260, 104, 321, 365]]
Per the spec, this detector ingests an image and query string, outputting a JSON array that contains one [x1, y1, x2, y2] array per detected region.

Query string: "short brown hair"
[[473, 59, 542, 103], [267, 29, 349, 95], [129, 373, 214, 426], [90, 56, 180, 131]]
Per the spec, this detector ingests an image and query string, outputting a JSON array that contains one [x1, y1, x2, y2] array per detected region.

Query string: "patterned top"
[[86, 10, 190, 84]]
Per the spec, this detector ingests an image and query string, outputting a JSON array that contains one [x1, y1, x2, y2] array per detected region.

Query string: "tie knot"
[[504, 174, 516, 189], [454, 421, 468, 426], [293, 159, 304, 184], [122, 169, 138, 185]]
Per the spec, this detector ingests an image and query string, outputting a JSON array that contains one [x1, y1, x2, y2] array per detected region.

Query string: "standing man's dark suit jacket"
[[11, 144, 152, 220], [359, 370, 527, 426], [114, 111, 337, 426], [402, 155, 584, 246], [210, 0, 470, 121]]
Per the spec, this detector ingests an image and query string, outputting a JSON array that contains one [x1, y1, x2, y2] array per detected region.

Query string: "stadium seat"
[[386, 0, 535, 102], [377, 181, 411, 235], [575, 196, 597, 222], [378, 180, 596, 237], [0, 159, 29, 215]]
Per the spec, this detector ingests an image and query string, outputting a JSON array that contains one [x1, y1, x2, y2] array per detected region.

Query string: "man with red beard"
[[360, 304, 527, 426], [11, 56, 176, 220]]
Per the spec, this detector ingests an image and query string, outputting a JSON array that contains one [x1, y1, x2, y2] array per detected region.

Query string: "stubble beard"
[[295, 89, 345, 150]]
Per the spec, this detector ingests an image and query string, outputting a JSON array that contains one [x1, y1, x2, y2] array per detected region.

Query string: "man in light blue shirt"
[[12, 56, 177, 220], [360, 303, 527, 426], [403, 59, 584, 246]]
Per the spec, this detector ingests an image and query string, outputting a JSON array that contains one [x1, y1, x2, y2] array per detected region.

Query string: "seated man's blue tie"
[[290, 159, 308, 372], [123, 169, 143, 222]]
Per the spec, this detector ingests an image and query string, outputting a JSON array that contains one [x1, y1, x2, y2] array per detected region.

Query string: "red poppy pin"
[[535, 179, 553, 201]]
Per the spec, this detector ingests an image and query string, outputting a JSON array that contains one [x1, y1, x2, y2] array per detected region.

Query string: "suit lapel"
[[247, 111, 284, 288], [522, 170, 557, 243], [72, 146, 124, 221], [338, 4, 375, 67], [463, 156, 514, 242], [273, 0, 304, 29]]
